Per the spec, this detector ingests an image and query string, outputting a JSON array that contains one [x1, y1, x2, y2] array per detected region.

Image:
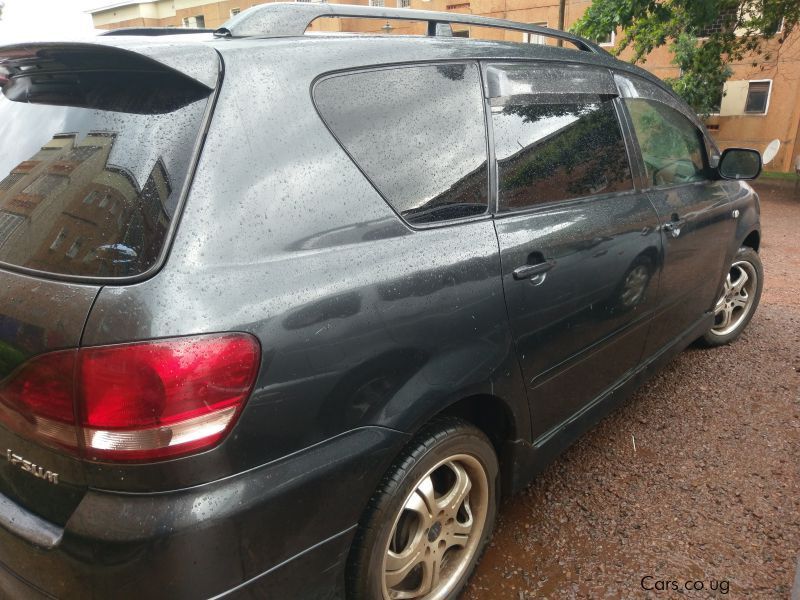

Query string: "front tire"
[[701, 246, 763, 346], [347, 418, 498, 600]]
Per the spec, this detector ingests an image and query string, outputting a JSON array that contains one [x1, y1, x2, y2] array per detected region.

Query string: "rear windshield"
[[0, 83, 208, 278]]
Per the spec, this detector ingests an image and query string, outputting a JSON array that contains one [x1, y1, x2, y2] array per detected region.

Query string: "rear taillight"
[[0, 333, 260, 462]]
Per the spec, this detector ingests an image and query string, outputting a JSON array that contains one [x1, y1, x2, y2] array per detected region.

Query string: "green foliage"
[[572, 0, 800, 115]]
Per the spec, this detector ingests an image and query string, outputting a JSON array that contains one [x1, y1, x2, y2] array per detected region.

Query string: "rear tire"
[[700, 246, 763, 346], [347, 418, 498, 600]]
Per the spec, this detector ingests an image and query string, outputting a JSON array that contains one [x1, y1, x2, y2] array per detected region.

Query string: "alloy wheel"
[[381, 455, 489, 600], [711, 259, 758, 337]]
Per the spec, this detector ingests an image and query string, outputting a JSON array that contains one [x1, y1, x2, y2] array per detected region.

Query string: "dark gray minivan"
[[0, 4, 763, 599]]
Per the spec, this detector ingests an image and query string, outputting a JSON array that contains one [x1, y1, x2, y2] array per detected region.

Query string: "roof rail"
[[214, 2, 604, 53], [100, 27, 214, 36]]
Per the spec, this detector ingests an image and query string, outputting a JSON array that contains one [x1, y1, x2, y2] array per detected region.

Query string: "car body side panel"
[[81, 45, 529, 493], [0, 426, 405, 599]]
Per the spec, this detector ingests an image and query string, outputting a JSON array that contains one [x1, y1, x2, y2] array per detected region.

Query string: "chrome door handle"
[[662, 221, 684, 238], [513, 260, 555, 280]]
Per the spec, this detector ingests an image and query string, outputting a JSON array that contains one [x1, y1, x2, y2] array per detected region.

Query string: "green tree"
[[572, 0, 800, 115]]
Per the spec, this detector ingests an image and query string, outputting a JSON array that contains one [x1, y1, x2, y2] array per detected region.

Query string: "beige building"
[[89, 0, 800, 172]]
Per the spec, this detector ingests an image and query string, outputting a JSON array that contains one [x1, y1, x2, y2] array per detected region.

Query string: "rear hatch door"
[[0, 39, 218, 527]]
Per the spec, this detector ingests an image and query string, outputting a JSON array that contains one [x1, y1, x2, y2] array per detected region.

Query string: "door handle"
[[513, 260, 555, 281], [662, 215, 686, 238]]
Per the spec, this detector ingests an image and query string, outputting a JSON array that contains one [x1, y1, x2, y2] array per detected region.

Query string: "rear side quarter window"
[[313, 63, 489, 226]]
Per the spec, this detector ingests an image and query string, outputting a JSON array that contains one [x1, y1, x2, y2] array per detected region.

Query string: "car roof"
[[209, 33, 667, 90], [0, 31, 671, 99]]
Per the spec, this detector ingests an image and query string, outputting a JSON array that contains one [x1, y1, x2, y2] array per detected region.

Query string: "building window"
[[0, 173, 24, 192], [66, 237, 83, 259], [597, 31, 615, 46], [230, 8, 240, 16], [182, 15, 205, 28], [698, 8, 737, 37], [398, 0, 410, 7], [0, 211, 25, 245], [49, 228, 68, 251], [452, 29, 469, 37], [523, 23, 548, 45], [369, 0, 385, 6], [744, 81, 771, 114]]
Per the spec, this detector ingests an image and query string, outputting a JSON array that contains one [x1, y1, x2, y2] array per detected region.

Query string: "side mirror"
[[718, 148, 762, 180]]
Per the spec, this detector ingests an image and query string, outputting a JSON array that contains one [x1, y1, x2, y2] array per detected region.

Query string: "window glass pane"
[[625, 99, 710, 187], [492, 93, 632, 211], [314, 64, 488, 225], [745, 82, 770, 113], [0, 84, 209, 278]]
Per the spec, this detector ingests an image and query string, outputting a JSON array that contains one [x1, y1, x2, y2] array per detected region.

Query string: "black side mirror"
[[718, 148, 762, 180]]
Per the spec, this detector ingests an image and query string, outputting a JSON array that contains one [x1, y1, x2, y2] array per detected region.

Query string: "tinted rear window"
[[0, 81, 209, 278], [314, 63, 488, 225]]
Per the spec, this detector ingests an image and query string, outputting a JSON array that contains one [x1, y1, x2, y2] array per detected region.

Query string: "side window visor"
[[485, 64, 618, 101]]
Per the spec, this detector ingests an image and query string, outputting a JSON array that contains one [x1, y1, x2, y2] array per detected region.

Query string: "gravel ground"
[[464, 181, 800, 599]]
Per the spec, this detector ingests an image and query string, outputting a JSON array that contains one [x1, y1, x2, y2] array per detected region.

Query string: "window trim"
[[311, 60, 493, 231], [744, 79, 772, 115]]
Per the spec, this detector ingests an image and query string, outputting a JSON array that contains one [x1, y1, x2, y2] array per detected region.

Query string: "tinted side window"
[[487, 65, 633, 212], [314, 64, 488, 225], [625, 99, 711, 187]]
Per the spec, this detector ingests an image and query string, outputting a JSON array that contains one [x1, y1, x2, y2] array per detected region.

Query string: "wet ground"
[[463, 181, 800, 599]]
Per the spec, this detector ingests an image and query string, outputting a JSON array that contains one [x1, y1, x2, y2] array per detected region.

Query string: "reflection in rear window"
[[0, 92, 208, 278]]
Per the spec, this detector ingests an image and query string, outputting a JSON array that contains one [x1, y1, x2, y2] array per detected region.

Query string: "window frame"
[[481, 60, 640, 219], [311, 61, 493, 231], [744, 79, 772, 115]]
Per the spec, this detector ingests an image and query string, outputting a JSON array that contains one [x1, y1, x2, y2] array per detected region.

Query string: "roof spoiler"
[[0, 42, 218, 113], [99, 27, 214, 36]]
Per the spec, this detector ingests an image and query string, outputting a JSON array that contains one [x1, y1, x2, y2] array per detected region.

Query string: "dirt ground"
[[464, 181, 800, 599]]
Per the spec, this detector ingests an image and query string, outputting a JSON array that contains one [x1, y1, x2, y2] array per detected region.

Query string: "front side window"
[[625, 99, 711, 187], [314, 63, 488, 225], [487, 64, 633, 212]]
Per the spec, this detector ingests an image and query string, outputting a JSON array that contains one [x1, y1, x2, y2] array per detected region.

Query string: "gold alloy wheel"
[[711, 259, 758, 337], [381, 454, 489, 600]]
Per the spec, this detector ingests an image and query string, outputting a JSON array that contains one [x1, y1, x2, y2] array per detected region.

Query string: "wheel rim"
[[620, 264, 649, 308], [381, 454, 489, 600], [711, 259, 757, 336]]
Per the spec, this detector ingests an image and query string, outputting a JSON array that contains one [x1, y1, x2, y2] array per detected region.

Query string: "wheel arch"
[[742, 229, 760, 252], [421, 393, 522, 498]]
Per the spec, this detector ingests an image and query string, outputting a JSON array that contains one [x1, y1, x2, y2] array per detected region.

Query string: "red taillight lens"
[[0, 350, 79, 450], [0, 333, 260, 462], [79, 334, 260, 460]]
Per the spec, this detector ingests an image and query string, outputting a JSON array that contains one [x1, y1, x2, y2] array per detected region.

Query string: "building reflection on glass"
[[0, 131, 170, 277]]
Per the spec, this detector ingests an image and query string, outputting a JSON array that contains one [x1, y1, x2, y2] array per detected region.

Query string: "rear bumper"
[[0, 426, 407, 599]]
